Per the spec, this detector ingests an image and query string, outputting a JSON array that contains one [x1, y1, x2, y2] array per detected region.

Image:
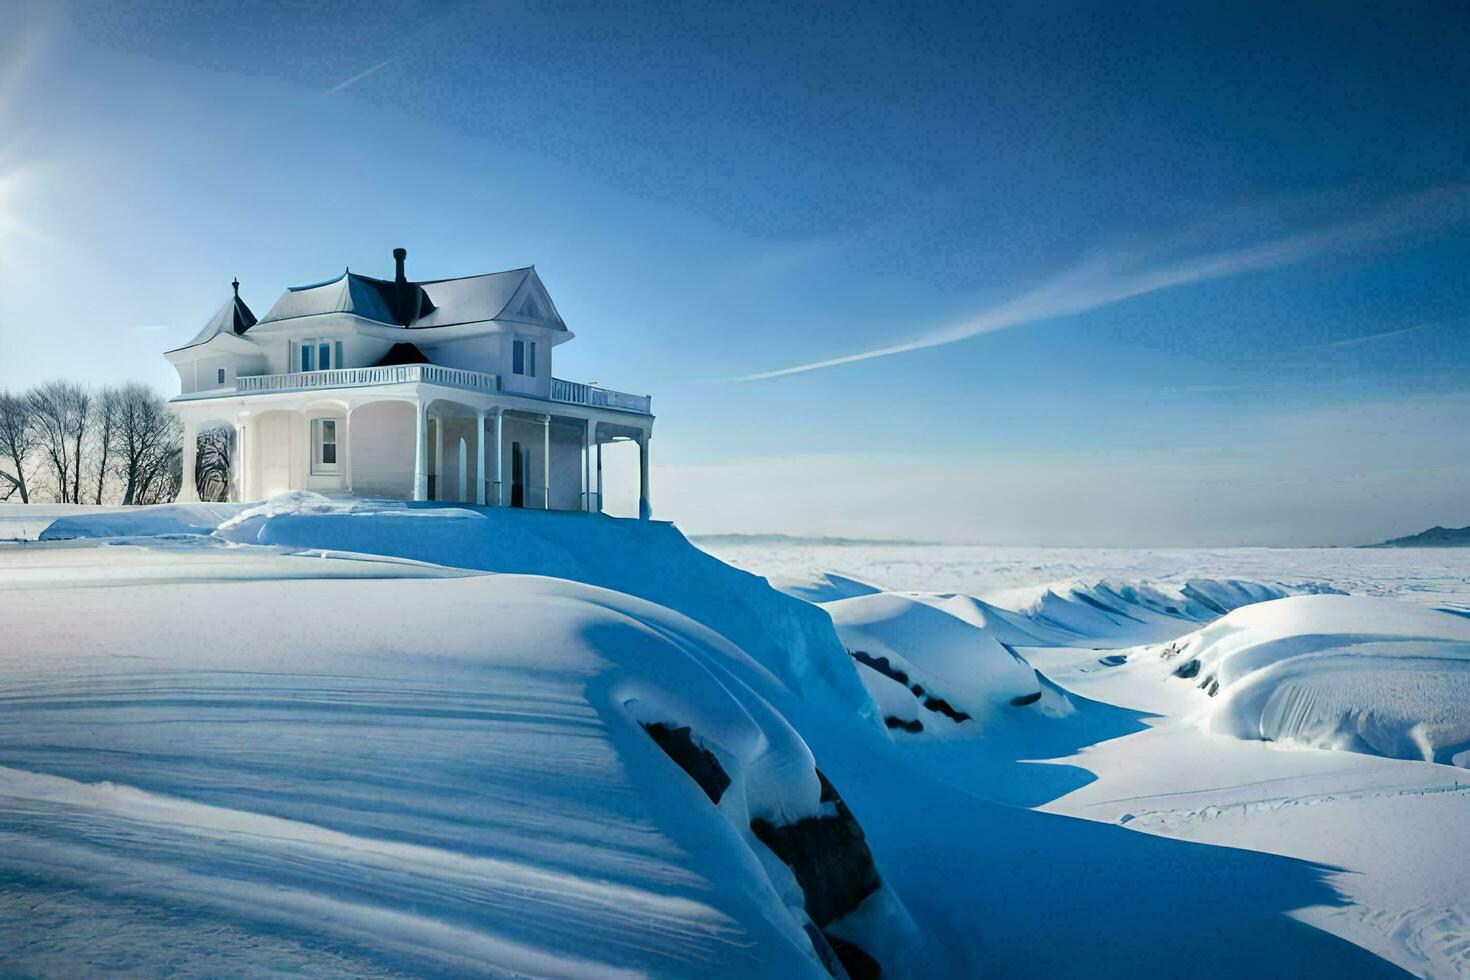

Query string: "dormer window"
[[298, 339, 344, 372], [217, 368, 226, 384], [513, 338, 537, 377]]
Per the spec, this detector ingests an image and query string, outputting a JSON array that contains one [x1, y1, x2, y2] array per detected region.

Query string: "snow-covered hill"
[[3, 496, 1467, 976]]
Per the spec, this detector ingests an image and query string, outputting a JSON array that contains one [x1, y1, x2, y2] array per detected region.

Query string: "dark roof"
[[258, 270, 436, 326], [376, 342, 430, 366], [256, 265, 564, 331], [174, 292, 258, 350]]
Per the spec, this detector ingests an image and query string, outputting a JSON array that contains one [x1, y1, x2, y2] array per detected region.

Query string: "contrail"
[[1297, 322, 1434, 353], [732, 184, 1470, 382], [323, 57, 399, 97]]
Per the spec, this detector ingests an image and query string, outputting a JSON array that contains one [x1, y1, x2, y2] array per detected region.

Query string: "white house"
[[166, 249, 653, 516]]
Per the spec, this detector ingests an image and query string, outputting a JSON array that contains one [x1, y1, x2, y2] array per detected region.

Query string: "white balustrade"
[[549, 378, 652, 414], [231, 365, 500, 395]]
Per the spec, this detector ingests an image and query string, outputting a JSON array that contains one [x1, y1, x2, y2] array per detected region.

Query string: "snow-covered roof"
[[256, 265, 566, 331], [174, 287, 257, 351], [258, 271, 405, 326]]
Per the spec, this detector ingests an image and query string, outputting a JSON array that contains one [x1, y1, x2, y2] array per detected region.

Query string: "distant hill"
[[1369, 525, 1470, 548]]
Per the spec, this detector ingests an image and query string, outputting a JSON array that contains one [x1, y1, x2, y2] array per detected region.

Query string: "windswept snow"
[[1145, 595, 1470, 766], [4, 499, 1470, 977], [0, 548, 910, 977], [767, 569, 884, 604], [825, 591, 1051, 731]]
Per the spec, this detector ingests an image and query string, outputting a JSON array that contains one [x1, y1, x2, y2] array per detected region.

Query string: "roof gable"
[[172, 290, 258, 351], [222, 263, 566, 333]]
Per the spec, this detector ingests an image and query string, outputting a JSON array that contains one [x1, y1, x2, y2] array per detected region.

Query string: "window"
[[528, 341, 537, 377], [217, 368, 226, 384], [298, 339, 341, 372], [513, 339, 525, 375], [311, 418, 339, 474]]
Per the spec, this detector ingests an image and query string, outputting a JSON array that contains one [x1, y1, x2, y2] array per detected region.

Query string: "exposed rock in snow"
[[642, 722, 732, 804], [750, 770, 886, 975], [826, 592, 1050, 730]]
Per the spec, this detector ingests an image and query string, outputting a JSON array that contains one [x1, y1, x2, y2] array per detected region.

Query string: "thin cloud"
[[732, 184, 1470, 382], [1297, 322, 1433, 353], [322, 57, 399, 97]]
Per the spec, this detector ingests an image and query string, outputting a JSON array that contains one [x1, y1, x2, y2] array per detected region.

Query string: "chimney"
[[393, 247, 407, 283]]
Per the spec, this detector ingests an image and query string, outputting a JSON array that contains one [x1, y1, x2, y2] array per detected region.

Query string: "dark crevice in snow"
[[1009, 690, 1043, 706], [849, 650, 909, 687], [851, 649, 971, 725], [750, 770, 883, 930], [1205, 678, 1220, 697], [640, 722, 731, 804], [826, 934, 882, 979], [921, 695, 971, 722], [1097, 654, 1128, 667], [884, 716, 924, 733], [1174, 659, 1201, 679]]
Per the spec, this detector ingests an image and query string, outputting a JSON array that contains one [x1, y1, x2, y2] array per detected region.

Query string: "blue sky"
[[1, 1, 1467, 545]]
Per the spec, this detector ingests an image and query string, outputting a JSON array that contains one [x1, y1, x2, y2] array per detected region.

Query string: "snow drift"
[[0, 554, 916, 977], [977, 578, 1342, 646], [824, 591, 1070, 734], [1153, 595, 1470, 766]]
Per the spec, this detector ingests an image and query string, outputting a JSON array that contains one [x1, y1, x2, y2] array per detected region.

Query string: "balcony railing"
[[180, 365, 648, 414], [232, 365, 499, 395], [549, 378, 652, 415]]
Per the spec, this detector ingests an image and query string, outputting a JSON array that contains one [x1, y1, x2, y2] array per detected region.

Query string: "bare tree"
[[196, 425, 233, 502], [107, 382, 181, 505], [28, 381, 94, 503], [92, 387, 120, 504], [0, 388, 34, 502]]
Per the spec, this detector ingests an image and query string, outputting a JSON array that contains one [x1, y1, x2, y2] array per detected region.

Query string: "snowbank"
[[18, 495, 879, 728], [38, 502, 245, 541], [1154, 595, 1470, 766], [766, 569, 884, 604], [0, 555, 915, 977], [978, 578, 1341, 646], [825, 591, 1062, 733]]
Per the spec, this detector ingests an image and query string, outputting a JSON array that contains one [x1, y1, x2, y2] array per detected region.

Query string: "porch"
[[176, 384, 651, 518]]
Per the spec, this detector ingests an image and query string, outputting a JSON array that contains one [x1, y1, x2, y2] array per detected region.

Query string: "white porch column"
[[342, 409, 353, 494], [433, 414, 443, 502], [178, 416, 199, 502], [494, 409, 505, 506], [475, 409, 487, 506], [233, 420, 246, 503], [412, 400, 427, 501], [638, 430, 651, 521], [583, 418, 595, 513], [541, 414, 551, 510]]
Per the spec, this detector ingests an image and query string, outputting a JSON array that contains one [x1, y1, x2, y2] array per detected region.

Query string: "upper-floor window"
[[513, 338, 537, 377], [299, 339, 344, 372], [217, 368, 226, 384]]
